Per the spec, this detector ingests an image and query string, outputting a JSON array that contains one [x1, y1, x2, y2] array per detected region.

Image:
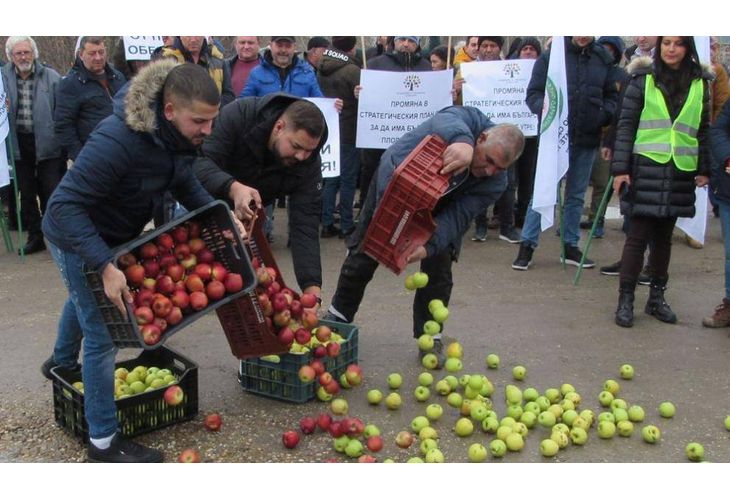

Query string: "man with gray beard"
[[1, 36, 66, 254]]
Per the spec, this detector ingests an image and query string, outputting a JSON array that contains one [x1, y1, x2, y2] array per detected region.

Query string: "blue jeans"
[[321, 144, 360, 232], [719, 199, 730, 299], [521, 145, 597, 248], [49, 241, 119, 439]]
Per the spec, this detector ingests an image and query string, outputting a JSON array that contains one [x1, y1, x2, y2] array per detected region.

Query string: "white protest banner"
[[676, 36, 712, 244], [532, 36, 570, 232], [461, 60, 538, 137], [123, 36, 164, 61], [306, 97, 340, 178], [356, 69, 453, 149], [0, 75, 10, 187]]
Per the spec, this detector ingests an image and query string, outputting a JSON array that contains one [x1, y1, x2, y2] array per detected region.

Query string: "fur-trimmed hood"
[[626, 55, 715, 80], [119, 59, 179, 134]]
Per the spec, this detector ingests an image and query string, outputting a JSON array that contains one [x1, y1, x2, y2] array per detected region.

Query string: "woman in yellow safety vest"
[[611, 36, 712, 328]]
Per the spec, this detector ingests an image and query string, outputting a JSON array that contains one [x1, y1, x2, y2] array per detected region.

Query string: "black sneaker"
[[321, 224, 340, 238], [41, 356, 81, 380], [499, 227, 521, 244], [579, 220, 594, 230], [20, 235, 46, 255], [512, 242, 533, 270], [88, 434, 164, 463], [471, 225, 487, 242], [600, 260, 621, 276], [322, 310, 350, 324], [561, 245, 595, 268]]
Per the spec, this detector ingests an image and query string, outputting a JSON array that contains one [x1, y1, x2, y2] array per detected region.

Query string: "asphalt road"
[[1, 205, 729, 463]]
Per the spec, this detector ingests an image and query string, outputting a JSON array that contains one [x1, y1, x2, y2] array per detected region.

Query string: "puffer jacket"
[[53, 58, 126, 160], [710, 100, 730, 203], [240, 51, 323, 98], [43, 60, 214, 271], [1, 62, 62, 161], [611, 56, 712, 218], [367, 50, 432, 72], [526, 37, 618, 148], [317, 48, 361, 144]]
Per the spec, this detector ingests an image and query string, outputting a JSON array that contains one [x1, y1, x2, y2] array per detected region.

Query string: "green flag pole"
[[4, 135, 24, 260], [558, 181, 565, 269], [0, 194, 12, 252], [574, 176, 614, 286]]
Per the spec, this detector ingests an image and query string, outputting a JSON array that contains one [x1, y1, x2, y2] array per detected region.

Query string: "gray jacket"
[[1, 62, 62, 162]]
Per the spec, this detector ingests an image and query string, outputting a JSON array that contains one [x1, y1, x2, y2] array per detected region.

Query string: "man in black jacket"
[[195, 94, 327, 300], [54, 36, 126, 162]]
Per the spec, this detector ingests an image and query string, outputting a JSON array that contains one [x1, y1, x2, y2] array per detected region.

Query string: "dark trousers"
[[16, 133, 66, 236], [475, 164, 516, 231], [358, 148, 384, 205], [619, 216, 676, 289], [515, 137, 539, 226]]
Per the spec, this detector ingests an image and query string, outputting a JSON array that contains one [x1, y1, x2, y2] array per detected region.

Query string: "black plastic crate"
[[238, 320, 359, 404], [85, 200, 256, 349], [51, 346, 198, 443]]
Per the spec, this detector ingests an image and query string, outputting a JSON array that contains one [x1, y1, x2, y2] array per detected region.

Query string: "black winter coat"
[[611, 57, 712, 218], [526, 37, 618, 148], [318, 49, 361, 144], [195, 93, 327, 290], [53, 58, 126, 160], [710, 100, 730, 203], [368, 51, 432, 72]]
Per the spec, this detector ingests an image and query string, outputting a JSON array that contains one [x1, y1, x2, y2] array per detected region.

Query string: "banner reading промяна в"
[[356, 69, 453, 150], [306, 97, 340, 178], [461, 59, 538, 137], [123, 36, 164, 61]]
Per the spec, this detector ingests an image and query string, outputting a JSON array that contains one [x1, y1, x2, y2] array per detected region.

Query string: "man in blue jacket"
[[324, 107, 524, 366], [42, 61, 220, 462]]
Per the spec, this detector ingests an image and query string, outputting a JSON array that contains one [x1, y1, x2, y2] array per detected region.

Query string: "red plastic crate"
[[216, 207, 290, 359], [362, 134, 449, 274]]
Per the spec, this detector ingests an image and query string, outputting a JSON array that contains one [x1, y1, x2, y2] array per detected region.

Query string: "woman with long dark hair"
[[612, 36, 712, 328]]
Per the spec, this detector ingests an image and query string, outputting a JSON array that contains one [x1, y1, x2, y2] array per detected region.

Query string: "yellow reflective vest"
[[633, 74, 703, 172]]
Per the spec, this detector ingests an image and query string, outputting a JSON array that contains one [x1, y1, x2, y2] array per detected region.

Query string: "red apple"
[[273, 309, 291, 327], [328, 421, 345, 438], [159, 253, 177, 269], [185, 274, 205, 293], [206, 280, 225, 301], [272, 293, 289, 313], [300, 293, 318, 309], [124, 264, 145, 286], [164, 385, 184, 406], [172, 226, 189, 244], [165, 306, 183, 326], [178, 448, 201, 463], [324, 380, 340, 395], [301, 311, 319, 330], [277, 327, 294, 346], [289, 300, 303, 319], [266, 282, 281, 296], [366, 435, 384, 452], [156, 275, 175, 295], [224, 273, 244, 293], [319, 372, 333, 386], [152, 316, 167, 333], [156, 233, 174, 252], [299, 416, 317, 435], [171, 289, 190, 309], [166, 263, 185, 282], [317, 413, 332, 432], [294, 328, 311, 345], [180, 254, 197, 270], [140, 242, 159, 260], [266, 267, 278, 283], [251, 257, 260, 269], [210, 263, 228, 282], [135, 306, 154, 325], [344, 364, 362, 386], [256, 267, 272, 286], [309, 360, 325, 376], [298, 365, 316, 383], [326, 342, 341, 358], [194, 263, 212, 282], [204, 413, 222, 432], [358, 455, 377, 463], [117, 252, 137, 270], [141, 324, 162, 345], [189, 291, 208, 311], [197, 248, 215, 264], [174, 243, 191, 260], [187, 221, 201, 239], [344, 417, 364, 437], [188, 238, 206, 255], [312, 345, 327, 358], [135, 289, 155, 308], [152, 296, 173, 318], [395, 431, 414, 449], [282, 430, 300, 449]]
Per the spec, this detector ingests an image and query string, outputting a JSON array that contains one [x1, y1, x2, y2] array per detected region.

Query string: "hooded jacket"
[[53, 58, 126, 160], [1, 61, 62, 162], [367, 50, 432, 72], [195, 93, 327, 290], [317, 48, 361, 144], [526, 37, 618, 148], [240, 51, 323, 98], [611, 56, 712, 218], [710, 100, 730, 202], [43, 60, 214, 272]]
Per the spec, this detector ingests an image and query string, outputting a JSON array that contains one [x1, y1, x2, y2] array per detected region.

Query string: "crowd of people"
[[2, 35, 730, 463]]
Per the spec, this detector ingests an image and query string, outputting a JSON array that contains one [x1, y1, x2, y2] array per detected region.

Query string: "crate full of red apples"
[[85, 201, 256, 349]]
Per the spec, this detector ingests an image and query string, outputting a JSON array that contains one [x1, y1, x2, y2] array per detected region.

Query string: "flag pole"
[[361, 37, 368, 70], [4, 135, 24, 260], [446, 36, 452, 69], [574, 176, 614, 285]]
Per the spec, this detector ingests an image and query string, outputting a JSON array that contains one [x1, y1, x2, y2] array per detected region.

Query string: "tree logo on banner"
[[403, 75, 422, 91], [502, 63, 521, 78], [540, 77, 560, 134]]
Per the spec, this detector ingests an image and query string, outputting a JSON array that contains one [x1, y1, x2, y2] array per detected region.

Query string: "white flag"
[[676, 36, 712, 244], [0, 75, 10, 187], [532, 36, 570, 231]]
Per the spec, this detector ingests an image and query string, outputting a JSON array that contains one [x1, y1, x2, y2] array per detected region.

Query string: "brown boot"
[[702, 298, 730, 328]]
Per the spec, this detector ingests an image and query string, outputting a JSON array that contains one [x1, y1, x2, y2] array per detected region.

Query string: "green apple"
[[545, 388, 561, 404], [552, 423, 570, 437], [571, 416, 590, 431], [550, 430, 569, 449], [523, 387, 539, 402], [422, 320, 441, 336], [597, 420, 616, 439], [426, 403, 443, 421], [464, 386, 480, 400], [564, 391, 581, 406], [579, 409, 595, 427], [425, 448, 444, 463], [434, 379, 452, 396], [114, 367, 129, 381], [560, 383, 576, 396], [562, 409, 578, 427], [480, 377, 495, 397], [158, 368, 172, 378], [598, 411, 616, 424], [489, 439, 507, 458], [471, 403, 490, 422], [387, 373, 403, 390], [524, 402, 541, 416], [512, 365, 527, 381], [454, 417, 474, 437], [725, 415, 730, 431], [458, 374, 471, 388], [658, 401, 676, 418], [417, 334, 434, 352], [385, 392, 402, 410], [366, 389, 383, 405], [540, 438, 559, 457], [421, 353, 439, 370], [570, 427, 588, 445], [419, 438, 438, 456], [506, 404, 523, 420], [616, 420, 634, 437], [485, 353, 500, 369], [444, 357, 462, 373], [444, 375, 459, 390], [499, 416, 517, 428], [482, 417, 499, 434], [418, 372, 434, 387], [613, 408, 629, 423], [603, 379, 620, 395], [538, 411, 556, 428], [432, 306, 449, 324], [610, 398, 628, 411], [406, 457, 424, 463], [405, 274, 417, 290], [445, 342, 463, 359], [363, 424, 381, 438], [685, 442, 705, 462], [511, 422, 529, 438], [411, 415, 430, 433], [598, 391, 613, 408], [124, 371, 141, 385], [535, 396, 551, 412], [331, 398, 349, 415], [129, 381, 146, 394], [619, 364, 634, 380], [412, 271, 429, 288], [627, 405, 645, 422], [333, 435, 351, 453], [149, 378, 166, 389], [467, 374, 483, 391], [520, 411, 537, 429], [339, 374, 351, 389], [468, 443, 488, 462], [414, 386, 431, 402], [505, 432, 524, 452], [547, 404, 564, 420], [641, 424, 661, 443], [344, 439, 364, 458], [316, 386, 333, 402], [428, 299, 444, 314], [505, 385, 523, 405], [419, 426, 438, 441], [560, 399, 575, 412], [446, 392, 463, 408]]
